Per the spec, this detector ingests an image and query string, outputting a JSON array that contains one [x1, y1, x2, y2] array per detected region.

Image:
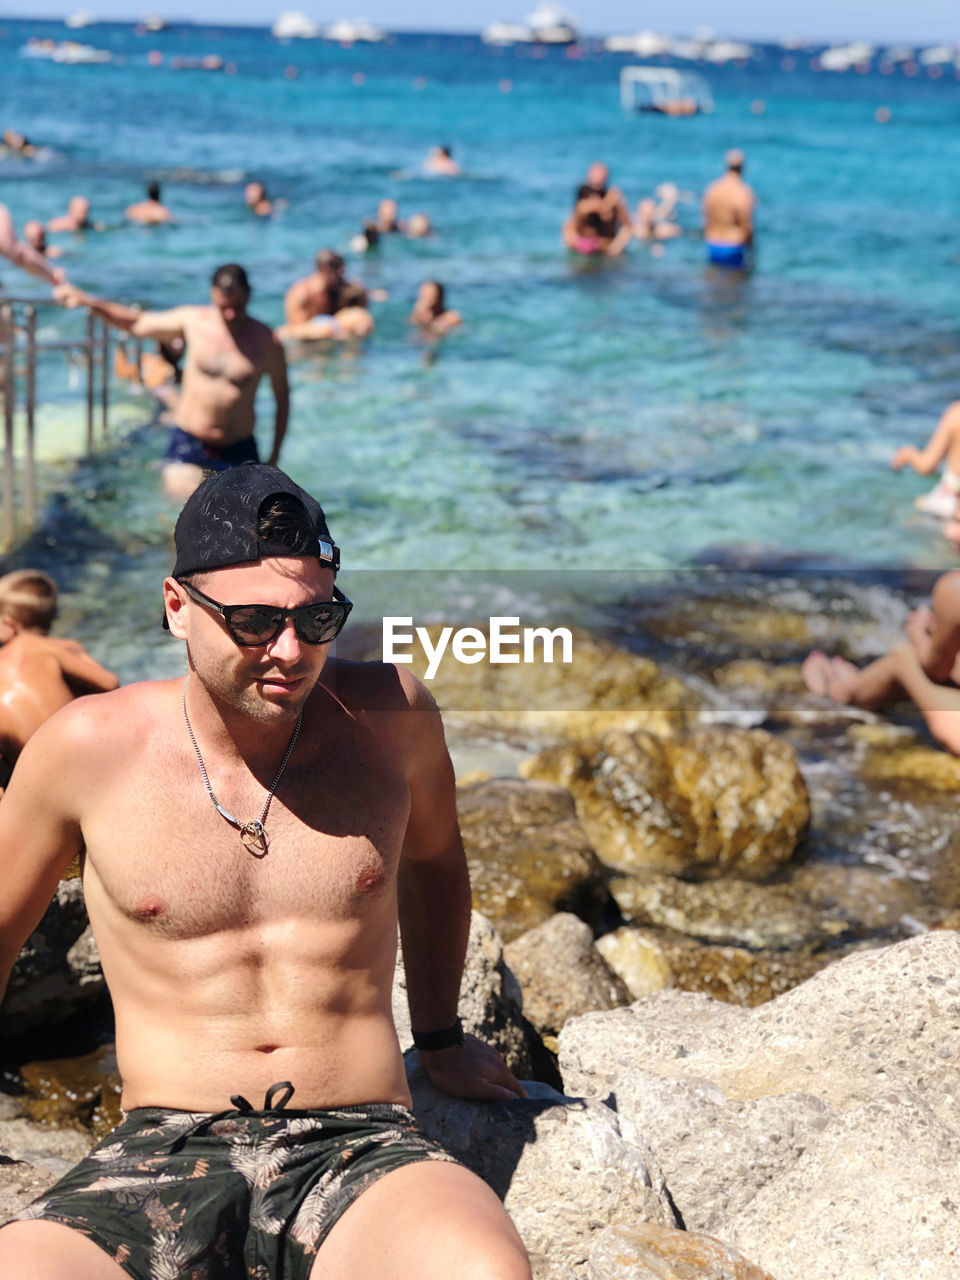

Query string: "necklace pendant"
[[240, 820, 268, 858]]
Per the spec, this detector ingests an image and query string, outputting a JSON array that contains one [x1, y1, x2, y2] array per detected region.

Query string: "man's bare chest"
[[82, 741, 410, 939]]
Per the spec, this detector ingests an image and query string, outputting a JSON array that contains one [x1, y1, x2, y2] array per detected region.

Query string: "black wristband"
[[411, 1017, 465, 1051]]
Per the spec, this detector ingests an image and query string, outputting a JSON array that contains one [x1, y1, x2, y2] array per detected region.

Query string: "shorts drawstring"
[[169, 1081, 296, 1152]]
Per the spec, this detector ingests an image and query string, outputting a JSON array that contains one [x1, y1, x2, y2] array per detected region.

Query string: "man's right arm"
[[0, 710, 86, 1002], [53, 284, 189, 341]]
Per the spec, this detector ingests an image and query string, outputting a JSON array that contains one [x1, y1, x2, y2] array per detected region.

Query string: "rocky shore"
[[3, 578, 958, 1277]]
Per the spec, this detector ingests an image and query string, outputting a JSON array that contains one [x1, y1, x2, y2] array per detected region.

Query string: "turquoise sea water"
[[2, 22, 960, 673]]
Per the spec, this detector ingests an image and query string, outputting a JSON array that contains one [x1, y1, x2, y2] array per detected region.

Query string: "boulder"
[[522, 728, 808, 881], [503, 914, 632, 1037], [408, 1071, 676, 1272], [588, 1222, 777, 1280], [608, 871, 831, 951], [393, 911, 533, 1078], [856, 736, 960, 792], [559, 932, 960, 1280], [0, 879, 105, 1041], [457, 779, 609, 942], [595, 929, 673, 1001]]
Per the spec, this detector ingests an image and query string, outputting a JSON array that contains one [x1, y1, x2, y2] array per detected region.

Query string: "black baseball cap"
[[170, 463, 340, 579]]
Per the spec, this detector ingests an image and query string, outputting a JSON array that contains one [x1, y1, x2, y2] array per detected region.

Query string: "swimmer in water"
[[410, 281, 462, 335], [406, 212, 433, 239], [22, 220, 62, 259], [0, 570, 117, 793], [702, 149, 755, 269], [47, 194, 102, 233], [349, 221, 380, 253], [125, 180, 174, 225], [424, 145, 460, 176], [376, 198, 404, 233], [562, 189, 632, 257], [1, 128, 37, 158], [633, 193, 683, 243], [892, 401, 960, 524], [245, 180, 273, 217]]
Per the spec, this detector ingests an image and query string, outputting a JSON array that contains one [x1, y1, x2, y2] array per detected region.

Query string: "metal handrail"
[[0, 295, 123, 551]]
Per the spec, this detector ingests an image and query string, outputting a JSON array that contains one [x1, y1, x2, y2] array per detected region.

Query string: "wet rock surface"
[[588, 1222, 777, 1280], [522, 727, 809, 881], [457, 779, 610, 942]]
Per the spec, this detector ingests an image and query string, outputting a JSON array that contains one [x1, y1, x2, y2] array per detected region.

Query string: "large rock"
[[0, 879, 105, 1040], [393, 911, 533, 1077], [503, 914, 631, 1037], [608, 871, 831, 951], [559, 932, 960, 1280], [588, 1222, 777, 1280], [408, 1071, 676, 1272], [457, 779, 609, 942], [522, 728, 809, 881]]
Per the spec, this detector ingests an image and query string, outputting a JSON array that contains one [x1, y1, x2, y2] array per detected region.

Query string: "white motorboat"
[[525, 4, 579, 44], [603, 31, 671, 58], [271, 10, 320, 38], [323, 18, 385, 43], [482, 21, 533, 46], [21, 37, 111, 62], [65, 10, 95, 27]]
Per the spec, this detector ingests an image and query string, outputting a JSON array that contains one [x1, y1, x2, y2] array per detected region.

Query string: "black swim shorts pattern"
[[11, 1085, 459, 1280], [164, 426, 260, 471]]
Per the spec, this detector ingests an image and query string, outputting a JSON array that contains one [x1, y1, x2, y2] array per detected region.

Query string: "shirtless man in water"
[[702, 149, 755, 269], [125, 180, 173, 226], [0, 202, 63, 284], [283, 249, 347, 327], [55, 263, 289, 499], [802, 570, 960, 755], [0, 570, 117, 791], [0, 464, 530, 1280]]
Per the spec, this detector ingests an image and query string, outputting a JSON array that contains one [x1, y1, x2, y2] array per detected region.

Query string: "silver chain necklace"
[[182, 677, 303, 858]]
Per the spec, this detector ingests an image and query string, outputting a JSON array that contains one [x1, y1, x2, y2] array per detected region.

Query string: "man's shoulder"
[[320, 658, 437, 718]]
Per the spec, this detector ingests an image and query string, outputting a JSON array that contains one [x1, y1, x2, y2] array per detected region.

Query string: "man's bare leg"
[[312, 1161, 531, 1280], [0, 1221, 128, 1279]]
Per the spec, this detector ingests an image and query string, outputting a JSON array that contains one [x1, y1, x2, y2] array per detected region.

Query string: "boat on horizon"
[[483, 5, 579, 46], [271, 10, 321, 39], [21, 36, 111, 62], [64, 10, 95, 28], [323, 18, 385, 43]]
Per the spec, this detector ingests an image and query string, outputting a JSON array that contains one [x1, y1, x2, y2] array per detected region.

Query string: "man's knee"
[[0, 1219, 127, 1279]]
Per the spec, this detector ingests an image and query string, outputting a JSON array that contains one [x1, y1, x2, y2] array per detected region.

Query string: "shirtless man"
[[563, 163, 632, 257], [0, 203, 63, 284], [55, 263, 289, 499], [702, 149, 755, 268], [23, 219, 62, 259], [0, 570, 117, 791], [802, 570, 960, 754], [0, 464, 531, 1280], [283, 250, 346, 327], [424, 145, 460, 176], [410, 281, 462, 335], [245, 180, 273, 217], [125, 180, 173, 225], [376, 197, 404, 233], [47, 194, 100, 234]]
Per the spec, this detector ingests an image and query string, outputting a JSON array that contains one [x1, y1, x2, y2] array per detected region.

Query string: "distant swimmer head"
[[23, 219, 47, 251], [68, 194, 91, 223], [407, 212, 431, 238], [585, 162, 609, 193], [245, 180, 266, 206], [147, 179, 162, 202], [725, 148, 746, 173], [418, 280, 445, 317], [315, 248, 345, 281], [377, 197, 399, 230], [211, 262, 251, 326]]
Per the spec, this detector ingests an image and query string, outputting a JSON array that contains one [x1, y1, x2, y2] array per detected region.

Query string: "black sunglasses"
[[177, 579, 352, 647]]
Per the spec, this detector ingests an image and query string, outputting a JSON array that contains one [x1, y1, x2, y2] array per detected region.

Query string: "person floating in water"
[[410, 280, 462, 335], [0, 570, 117, 793], [892, 401, 960, 524], [802, 570, 960, 755], [55, 263, 289, 499], [125, 179, 173, 225], [702, 149, 755, 269], [424, 144, 460, 176], [633, 195, 683, 244]]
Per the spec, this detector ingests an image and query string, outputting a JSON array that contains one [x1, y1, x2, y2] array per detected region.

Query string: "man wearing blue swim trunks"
[[0, 464, 531, 1280], [702, 148, 755, 269], [55, 264, 290, 500]]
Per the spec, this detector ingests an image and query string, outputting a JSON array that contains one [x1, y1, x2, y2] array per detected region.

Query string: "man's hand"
[[53, 282, 90, 309], [419, 1034, 528, 1102]]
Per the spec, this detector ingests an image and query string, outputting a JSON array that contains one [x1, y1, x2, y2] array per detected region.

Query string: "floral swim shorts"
[[10, 1082, 459, 1280]]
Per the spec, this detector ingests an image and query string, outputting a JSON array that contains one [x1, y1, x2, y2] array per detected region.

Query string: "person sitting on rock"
[[0, 570, 118, 793], [802, 569, 960, 753]]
